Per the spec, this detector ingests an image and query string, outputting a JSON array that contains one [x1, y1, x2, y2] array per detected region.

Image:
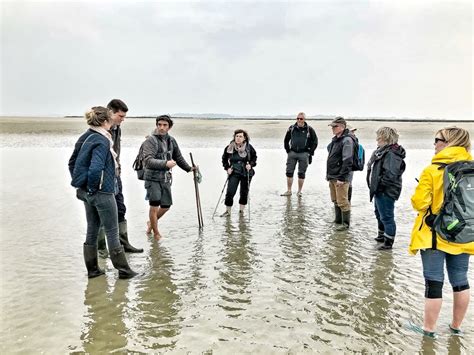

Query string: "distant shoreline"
[[61, 116, 474, 123]]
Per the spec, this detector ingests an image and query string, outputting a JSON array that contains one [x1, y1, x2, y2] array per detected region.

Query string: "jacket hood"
[[390, 144, 406, 158], [432, 146, 472, 164]]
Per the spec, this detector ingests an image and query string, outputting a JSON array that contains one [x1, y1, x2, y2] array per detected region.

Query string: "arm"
[[248, 145, 257, 167], [68, 141, 82, 177], [172, 139, 192, 172], [308, 127, 318, 155], [284, 128, 291, 153], [222, 147, 231, 170], [143, 136, 167, 170], [87, 141, 109, 193], [411, 168, 433, 212]]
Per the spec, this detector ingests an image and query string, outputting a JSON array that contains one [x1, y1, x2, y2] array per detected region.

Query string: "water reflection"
[[133, 242, 182, 351], [80, 276, 128, 353], [218, 217, 255, 318], [359, 251, 395, 346]]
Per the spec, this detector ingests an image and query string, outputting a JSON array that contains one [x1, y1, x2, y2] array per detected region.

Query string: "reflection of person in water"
[[134, 243, 182, 350], [218, 218, 255, 317], [81, 278, 128, 352]]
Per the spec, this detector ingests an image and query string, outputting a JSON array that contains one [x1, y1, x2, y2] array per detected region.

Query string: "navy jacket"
[[366, 144, 406, 201], [68, 129, 117, 194]]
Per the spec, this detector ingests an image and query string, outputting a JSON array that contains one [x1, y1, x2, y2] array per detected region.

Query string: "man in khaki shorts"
[[326, 117, 355, 230]]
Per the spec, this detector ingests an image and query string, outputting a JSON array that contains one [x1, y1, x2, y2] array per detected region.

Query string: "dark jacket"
[[326, 129, 354, 181], [284, 123, 318, 155], [366, 144, 406, 201], [142, 132, 191, 182], [68, 129, 117, 194], [222, 143, 257, 177]]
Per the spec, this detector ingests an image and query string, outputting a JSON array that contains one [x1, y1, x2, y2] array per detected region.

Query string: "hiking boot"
[[119, 220, 143, 253], [374, 230, 385, 242], [110, 246, 138, 279], [83, 243, 105, 278], [333, 203, 342, 224], [378, 235, 394, 250], [280, 191, 292, 196], [97, 227, 108, 259], [335, 210, 350, 231]]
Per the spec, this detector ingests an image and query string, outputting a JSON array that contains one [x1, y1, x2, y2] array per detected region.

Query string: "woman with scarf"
[[220, 129, 257, 217], [69, 106, 137, 279], [366, 127, 406, 250]]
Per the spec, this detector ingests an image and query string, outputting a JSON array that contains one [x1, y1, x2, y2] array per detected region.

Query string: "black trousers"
[[115, 175, 126, 223], [224, 174, 251, 207]]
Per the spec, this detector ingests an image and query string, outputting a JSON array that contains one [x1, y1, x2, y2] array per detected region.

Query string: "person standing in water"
[[220, 129, 257, 217]]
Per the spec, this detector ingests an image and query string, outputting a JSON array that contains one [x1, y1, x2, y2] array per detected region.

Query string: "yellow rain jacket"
[[409, 146, 474, 255]]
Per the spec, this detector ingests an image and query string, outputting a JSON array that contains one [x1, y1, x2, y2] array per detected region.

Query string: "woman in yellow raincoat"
[[409, 127, 473, 337]]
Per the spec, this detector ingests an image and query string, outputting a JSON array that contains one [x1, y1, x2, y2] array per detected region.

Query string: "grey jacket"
[[142, 131, 191, 182]]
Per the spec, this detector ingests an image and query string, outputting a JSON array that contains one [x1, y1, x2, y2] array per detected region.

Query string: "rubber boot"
[[374, 230, 385, 242], [110, 246, 138, 279], [333, 203, 342, 224], [335, 210, 350, 231], [83, 243, 105, 278], [379, 235, 394, 250], [119, 220, 144, 253], [97, 227, 108, 259]]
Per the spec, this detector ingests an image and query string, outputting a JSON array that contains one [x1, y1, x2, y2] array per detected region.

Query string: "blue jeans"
[[374, 193, 396, 238], [421, 249, 470, 288], [77, 189, 121, 250]]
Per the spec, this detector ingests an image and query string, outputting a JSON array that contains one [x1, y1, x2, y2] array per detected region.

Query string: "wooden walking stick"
[[190, 153, 203, 229]]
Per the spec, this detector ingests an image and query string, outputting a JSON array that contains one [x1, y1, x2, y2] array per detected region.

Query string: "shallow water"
[[1, 118, 473, 353]]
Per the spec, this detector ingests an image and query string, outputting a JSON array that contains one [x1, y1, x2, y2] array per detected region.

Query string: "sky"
[[1, 0, 472, 119]]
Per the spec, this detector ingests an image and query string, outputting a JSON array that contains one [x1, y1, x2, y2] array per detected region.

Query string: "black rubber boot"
[[335, 210, 350, 231], [83, 243, 105, 278], [119, 220, 144, 253], [379, 236, 394, 250], [110, 246, 138, 279], [374, 230, 385, 242], [333, 203, 342, 224], [97, 227, 108, 259]]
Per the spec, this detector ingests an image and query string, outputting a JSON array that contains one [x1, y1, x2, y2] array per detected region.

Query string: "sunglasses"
[[297, 117, 305, 121], [434, 137, 446, 144]]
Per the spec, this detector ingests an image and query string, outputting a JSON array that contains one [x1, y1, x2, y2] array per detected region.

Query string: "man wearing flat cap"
[[327, 116, 355, 230]]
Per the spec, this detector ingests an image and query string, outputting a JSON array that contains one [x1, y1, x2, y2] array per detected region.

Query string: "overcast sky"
[[1, 0, 472, 119]]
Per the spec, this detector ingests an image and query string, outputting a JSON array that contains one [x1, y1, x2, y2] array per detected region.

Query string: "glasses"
[[434, 137, 446, 144], [297, 117, 304, 121]]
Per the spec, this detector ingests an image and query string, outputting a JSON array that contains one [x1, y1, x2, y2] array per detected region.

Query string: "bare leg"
[[239, 204, 245, 214], [297, 178, 304, 194], [424, 298, 443, 332], [451, 289, 470, 329]]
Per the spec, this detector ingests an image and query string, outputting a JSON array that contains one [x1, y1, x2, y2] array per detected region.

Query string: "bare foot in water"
[[153, 231, 162, 241]]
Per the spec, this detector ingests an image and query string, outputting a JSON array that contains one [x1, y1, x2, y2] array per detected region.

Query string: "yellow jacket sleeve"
[[411, 167, 433, 212]]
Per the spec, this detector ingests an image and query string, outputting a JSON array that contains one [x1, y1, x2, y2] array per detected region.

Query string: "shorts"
[[145, 180, 172, 207]]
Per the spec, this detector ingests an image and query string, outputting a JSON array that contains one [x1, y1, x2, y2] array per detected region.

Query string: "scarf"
[[89, 126, 119, 172], [226, 141, 248, 158]]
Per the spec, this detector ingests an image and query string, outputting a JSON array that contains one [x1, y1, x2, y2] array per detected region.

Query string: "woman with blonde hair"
[[68, 106, 137, 279], [409, 126, 473, 337], [366, 127, 406, 250]]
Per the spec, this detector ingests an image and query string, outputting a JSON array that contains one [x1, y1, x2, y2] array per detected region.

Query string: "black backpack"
[[132, 135, 159, 180], [433, 160, 474, 244]]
